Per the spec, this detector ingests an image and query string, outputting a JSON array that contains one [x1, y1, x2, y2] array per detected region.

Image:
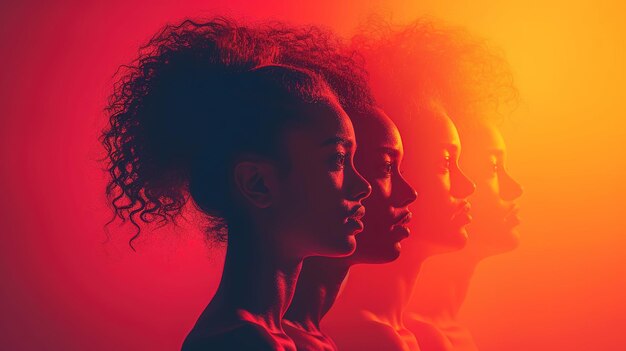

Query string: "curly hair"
[[353, 17, 519, 127], [101, 17, 335, 247], [258, 22, 376, 116]]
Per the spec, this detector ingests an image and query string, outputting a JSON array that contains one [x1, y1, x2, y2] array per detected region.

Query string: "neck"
[[210, 224, 303, 332], [283, 257, 351, 332], [333, 249, 426, 328], [409, 251, 481, 324]]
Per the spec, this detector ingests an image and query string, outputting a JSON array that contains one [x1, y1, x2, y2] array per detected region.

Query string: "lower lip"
[[391, 224, 410, 239], [504, 214, 521, 227], [345, 218, 364, 233]]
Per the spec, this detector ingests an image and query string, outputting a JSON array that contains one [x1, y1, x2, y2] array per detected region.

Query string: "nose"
[[348, 164, 372, 201], [501, 170, 523, 201], [451, 166, 476, 199], [395, 172, 418, 208]]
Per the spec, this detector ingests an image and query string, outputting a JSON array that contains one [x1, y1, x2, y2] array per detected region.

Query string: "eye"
[[332, 152, 346, 170], [383, 161, 393, 177], [441, 156, 452, 173], [491, 159, 504, 174]]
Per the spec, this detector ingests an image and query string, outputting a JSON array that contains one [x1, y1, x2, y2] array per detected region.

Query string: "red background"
[[1, 1, 625, 350]]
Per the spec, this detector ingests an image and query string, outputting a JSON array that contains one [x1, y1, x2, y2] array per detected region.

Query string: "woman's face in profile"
[[402, 109, 475, 254], [273, 100, 372, 259], [349, 108, 417, 263], [460, 123, 523, 254]]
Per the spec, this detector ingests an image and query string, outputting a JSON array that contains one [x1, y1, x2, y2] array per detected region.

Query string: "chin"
[[373, 247, 402, 264], [476, 229, 521, 257], [499, 228, 521, 252], [430, 233, 468, 256], [331, 235, 358, 257], [446, 227, 470, 250]]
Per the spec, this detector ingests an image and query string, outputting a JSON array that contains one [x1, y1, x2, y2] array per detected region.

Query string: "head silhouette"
[[355, 20, 480, 257], [357, 18, 521, 258], [459, 122, 523, 256], [262, 23, 417, 264], [101, 18, 371, 257]]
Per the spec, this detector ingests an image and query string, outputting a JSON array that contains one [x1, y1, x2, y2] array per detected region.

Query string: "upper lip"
[[393, 211, 412, 226], [504, 204, 520, 218], [454, 201, 471, 216], [347, 206, 365, 220]]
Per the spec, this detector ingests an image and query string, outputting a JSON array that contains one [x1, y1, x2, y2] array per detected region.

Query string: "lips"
[[347, 206, 365, 220], [389, 211, 413, 240], [503, 205, 521, 226], [344, 205, 366, 233], [504, 205, 519, 218], [451, 201, 472, 225], [453, 201, 471, 217], [393, 211, 412, 226]]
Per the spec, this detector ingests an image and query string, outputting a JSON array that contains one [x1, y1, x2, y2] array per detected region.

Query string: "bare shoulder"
[[182, 322, 278, 351], [404, 315, 454, 351], [282, 320, 337, 351], [327, 319, 409, 351]]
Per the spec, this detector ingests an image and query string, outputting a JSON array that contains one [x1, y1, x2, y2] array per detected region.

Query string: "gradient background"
[[1, 1, 625, 350]]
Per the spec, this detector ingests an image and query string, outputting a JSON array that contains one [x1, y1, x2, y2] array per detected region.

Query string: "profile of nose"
[[451, 168, 476, 199], [348, 166, 372, 201], [501, 172, 523, 201], [396, 174, 418, 208]]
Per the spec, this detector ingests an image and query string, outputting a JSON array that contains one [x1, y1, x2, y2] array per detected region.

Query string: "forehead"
[[285, 100, 355, 147], [461, 123, 506, 153], [352, 108, 402, 154], [409, 108, 461, 151]]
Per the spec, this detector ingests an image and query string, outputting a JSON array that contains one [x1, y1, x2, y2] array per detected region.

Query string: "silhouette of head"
[[459, 123, 523, 255], [351, 108, 417, 262], [101, 18, 370, 257], [355, 20, 484, 257], [354, 18, 520, 257], [397, 103, 476, 254], [262, 23, 417, 263]]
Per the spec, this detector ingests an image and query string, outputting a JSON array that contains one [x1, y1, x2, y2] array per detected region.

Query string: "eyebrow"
[[322, 136, 354, 148], [441, 143, 460, 152], [487, 149, 505, 158], [376, 146, 401, 157]]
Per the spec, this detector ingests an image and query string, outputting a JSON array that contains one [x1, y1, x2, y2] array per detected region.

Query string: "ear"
[[233, 161, 279, 209]]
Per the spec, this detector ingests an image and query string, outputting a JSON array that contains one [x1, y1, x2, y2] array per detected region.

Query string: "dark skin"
[[322, 108, 476, 351], [282, 108, 417, 351], [405, 123, 523, 351], [182, 100, 371, 351]]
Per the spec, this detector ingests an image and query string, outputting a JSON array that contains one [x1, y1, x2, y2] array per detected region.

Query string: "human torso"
[[404, 313, 478, 351], [282, 320, 338, 351]]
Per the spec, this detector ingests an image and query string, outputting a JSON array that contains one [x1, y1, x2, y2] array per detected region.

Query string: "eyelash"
[[491, 161, 501, 173], [333, 152, 347, 169], [442, 156, 452, 172], [383, 161, 393, 177]]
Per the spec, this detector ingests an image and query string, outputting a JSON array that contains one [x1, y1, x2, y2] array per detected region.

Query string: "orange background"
[[1, 1, 625, 350]]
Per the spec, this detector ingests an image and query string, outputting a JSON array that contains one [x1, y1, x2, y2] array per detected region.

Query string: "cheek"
[[475, 178, 503, 207], [470, 186, 506, 227], [368, 179, 391, 200], [362, 183, 391, 224], [305, 172, 344, 211], [429, 173, 452, 201]]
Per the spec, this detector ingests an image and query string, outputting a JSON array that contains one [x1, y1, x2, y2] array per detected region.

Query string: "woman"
[[322, 19, 480, 351], [256, 24, 418, 350], [101, 18, 371, 351], [405, 121, 523, 351], [283, 106, 417, 351], [251, 25, 416, 351], [380, 20, 523, 351]]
